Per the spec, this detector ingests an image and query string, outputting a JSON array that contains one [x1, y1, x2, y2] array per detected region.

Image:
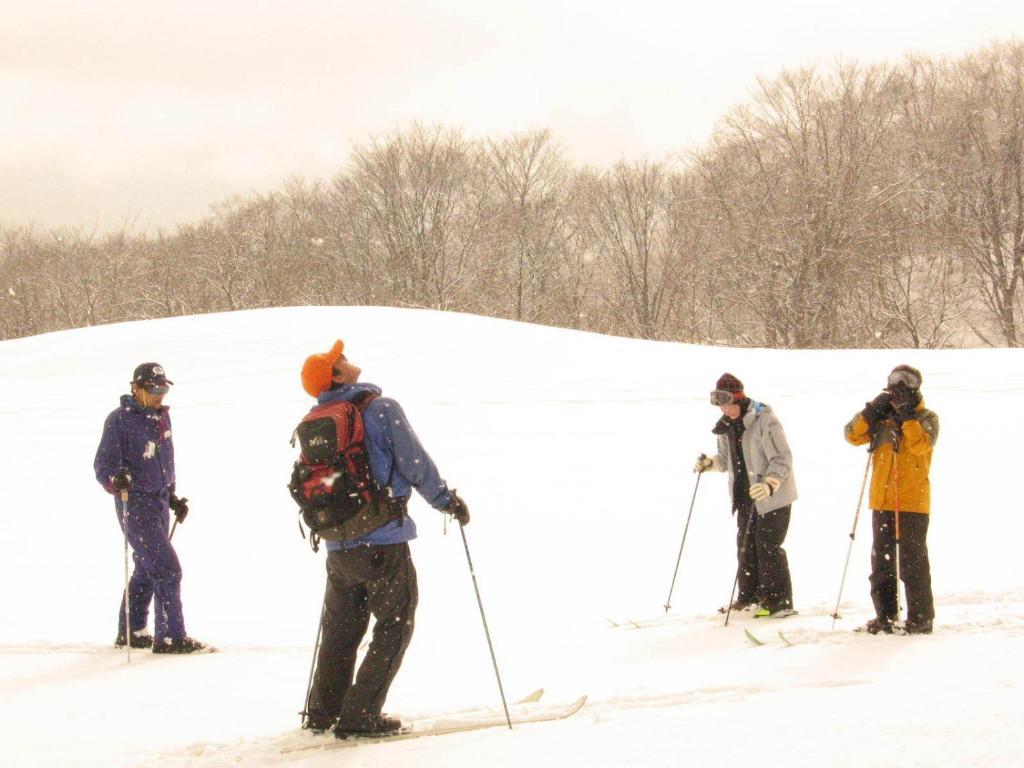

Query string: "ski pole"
[[300, 592, 328, 728], [831, 452, 872, 630], [664, 455, 706, 613], [169, 519, 178, 541], [121, 490, 131, 664], [893, 445, 904, 627], [724, 484, 759, 628], [458, 522, 512, 729]]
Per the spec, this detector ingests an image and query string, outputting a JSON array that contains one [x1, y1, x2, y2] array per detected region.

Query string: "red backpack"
[[288, 392, 388, 544]]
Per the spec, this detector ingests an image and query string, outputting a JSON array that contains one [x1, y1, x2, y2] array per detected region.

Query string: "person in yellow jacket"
[[844, 364, 939, 635]]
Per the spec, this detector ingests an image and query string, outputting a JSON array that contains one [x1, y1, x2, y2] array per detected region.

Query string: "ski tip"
[[517, 688, 544, 704], [777, 631, 793, 646], [565, 695, 588, 715], [744, 628, 765, 646]]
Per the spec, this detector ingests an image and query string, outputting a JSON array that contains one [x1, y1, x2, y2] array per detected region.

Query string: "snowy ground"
[[1, 306, 1022, 767]]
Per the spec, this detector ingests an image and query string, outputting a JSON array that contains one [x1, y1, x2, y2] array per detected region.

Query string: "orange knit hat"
[[301, 340, 344, 397]]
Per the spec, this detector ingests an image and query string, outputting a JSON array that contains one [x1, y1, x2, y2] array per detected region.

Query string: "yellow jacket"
[[844, 400, 939, 514]]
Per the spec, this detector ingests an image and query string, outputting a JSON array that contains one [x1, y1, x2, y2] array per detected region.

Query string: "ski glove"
[[110, 469, 133, 493], [889, 384, 920, 423], [446, 489, 470, 526], [749, 476, 781, 501], [862, 392, 892, 429], [169, 494, 189, 524], [693, 454, 716, 473]]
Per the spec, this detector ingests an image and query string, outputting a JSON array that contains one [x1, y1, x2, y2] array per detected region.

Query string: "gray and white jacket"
[[713, 400, 797, 514]]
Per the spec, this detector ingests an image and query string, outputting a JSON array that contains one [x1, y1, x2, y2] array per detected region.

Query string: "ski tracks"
[[139, 691, 566, 767], [609, 588, 1024, 642], [585, 678, 867, 720]]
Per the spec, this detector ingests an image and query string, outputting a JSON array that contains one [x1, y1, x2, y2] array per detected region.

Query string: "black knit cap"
[[716, 373, 744, 393]]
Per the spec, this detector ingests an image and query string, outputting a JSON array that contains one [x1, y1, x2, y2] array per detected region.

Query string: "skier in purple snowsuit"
[[94, 362, 206, 653]]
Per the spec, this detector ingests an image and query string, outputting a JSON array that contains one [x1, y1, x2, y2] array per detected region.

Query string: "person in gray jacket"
[[694, 373, 797, 617]]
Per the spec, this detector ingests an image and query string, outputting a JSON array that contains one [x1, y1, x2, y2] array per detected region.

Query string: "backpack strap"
[[351, 390, 379, 412], [350, 392, 390, 493]]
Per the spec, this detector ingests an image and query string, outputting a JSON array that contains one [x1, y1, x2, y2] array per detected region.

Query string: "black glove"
[[110, 469, 133, 493], [889, 384, 920, 423], [169, 494, 189, 524], [446, 490, 470, 526], [862, 392, 892, 429]]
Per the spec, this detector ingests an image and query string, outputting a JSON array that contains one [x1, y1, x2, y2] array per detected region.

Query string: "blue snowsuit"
[[94, 395, 186, 642]]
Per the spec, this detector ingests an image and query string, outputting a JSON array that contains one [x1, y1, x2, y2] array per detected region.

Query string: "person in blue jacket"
[[300, 340, 469, 738], [94, 362, 206, 653]]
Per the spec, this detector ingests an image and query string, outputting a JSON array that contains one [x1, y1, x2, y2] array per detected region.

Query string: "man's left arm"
[[901, 410, 939, 455], [381, 399, 451, 509], [762, 413, 794, 483]]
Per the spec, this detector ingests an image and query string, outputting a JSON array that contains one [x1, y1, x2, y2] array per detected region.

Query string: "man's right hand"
[[862, 392, 892, 428], [693, 455, 716, 473], [110, 469, 133, 493]]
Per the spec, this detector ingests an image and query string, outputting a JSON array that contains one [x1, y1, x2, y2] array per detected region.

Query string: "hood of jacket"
[[316, 382, 383, 409]]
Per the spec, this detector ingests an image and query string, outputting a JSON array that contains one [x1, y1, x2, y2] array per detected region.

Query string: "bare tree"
[[861, 198, 974, 348], [582, 159, 690, 340], [932, 42, 1024, 346], [0, 226, 49, 339], [336, 124, 492, 311], [484, 129, 571, 321], [697, 62, 907, 347]]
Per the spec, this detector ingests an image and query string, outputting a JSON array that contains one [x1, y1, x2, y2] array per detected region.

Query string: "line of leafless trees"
[[3, 41, 1024, 347]]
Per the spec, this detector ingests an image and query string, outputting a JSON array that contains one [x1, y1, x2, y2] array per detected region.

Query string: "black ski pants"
[[306, 542, 418, 727], [736, 504, 794, 612], [870, 510, 934, 624]]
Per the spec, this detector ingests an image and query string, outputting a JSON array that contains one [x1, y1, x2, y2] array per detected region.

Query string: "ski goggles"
[[887, 369, 921, 390], [143, 384, 170, 394], [710, 389, 738, 406]]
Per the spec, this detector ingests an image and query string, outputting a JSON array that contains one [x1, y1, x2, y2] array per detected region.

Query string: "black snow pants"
[[736, 503, 794, 612], [870, 510, 934, 624], [306, 542, 418, 727]]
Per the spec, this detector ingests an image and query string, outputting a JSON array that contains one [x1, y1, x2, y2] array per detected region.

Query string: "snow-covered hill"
[[1, 306, 1022, 767]]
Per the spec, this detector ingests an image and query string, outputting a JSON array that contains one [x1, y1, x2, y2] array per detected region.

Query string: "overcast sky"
[[3, 0, 1023, 233]]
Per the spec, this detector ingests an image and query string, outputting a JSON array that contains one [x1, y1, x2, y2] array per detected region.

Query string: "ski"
[[753, 608, 798, 619], [518, 688, 544, 704], [0, 642, 218, 655], [745, 630, 795, 647], [748, 628, 887, 647], [719, 604, 758, 615], [282, 695, 587, 754], [744, 629, 765, 646]]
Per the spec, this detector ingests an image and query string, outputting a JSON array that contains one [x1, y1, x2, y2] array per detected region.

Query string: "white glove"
[[749, 476, 781, 500], [693, 455, 717, 473]]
